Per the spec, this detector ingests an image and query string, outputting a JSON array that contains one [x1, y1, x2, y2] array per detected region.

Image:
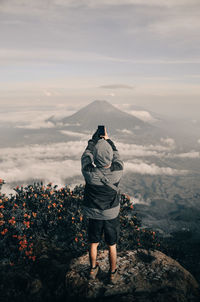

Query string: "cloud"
[[128, 110, 158, 123], [0, 141, 87, 192], [59, 130, 90, 139], [117, 140, 175, 158], [16, 121, 55, 129], [90, 0, 197, 8], [0, 135, 187, 196], [1, 158, 81, 185], [160, 137, 175, 148], [99, 84, 133, 90], [130, 194, 150, 205], [108, 58, 200, 65], [0, 184, 17, 196], [2, 48, 200, 68], [0, 108, 75, 129], [1, 0, 197, 12], [4, 48, 190, 67], [43, 90, 52, 97], [0, 49, 118, 66], [0, 110, 53, 125], [106, 92, 115, 97], [119, 146, 161, 157], [125, 161, 187, 175], [175, 151, 200, 159], [0, 140, 176, 191], [4, 48, 193, 68], [192, 120, 197, 124], [147, 14, 200, 38], [0, 141, 86, 162], [116, 129, 133, 135]]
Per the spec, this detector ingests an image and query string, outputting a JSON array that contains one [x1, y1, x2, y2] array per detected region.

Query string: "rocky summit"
[[65, 249, 200, 302]]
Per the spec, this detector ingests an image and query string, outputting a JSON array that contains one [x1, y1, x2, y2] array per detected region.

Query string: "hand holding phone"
[[98, 125, 109, 140], [98, 125, 105, 136]]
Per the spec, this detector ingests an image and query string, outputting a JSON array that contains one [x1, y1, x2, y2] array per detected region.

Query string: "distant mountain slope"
[[48, 100, 157, 137]]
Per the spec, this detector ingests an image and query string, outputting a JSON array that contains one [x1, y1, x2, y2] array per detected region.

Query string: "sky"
[[0, 0, 200, 117]]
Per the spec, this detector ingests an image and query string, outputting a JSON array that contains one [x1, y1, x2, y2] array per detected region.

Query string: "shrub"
[[0, 180, 160, 267]]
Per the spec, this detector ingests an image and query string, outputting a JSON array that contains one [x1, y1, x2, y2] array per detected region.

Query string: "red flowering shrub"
[[0, 180, 160, 267]]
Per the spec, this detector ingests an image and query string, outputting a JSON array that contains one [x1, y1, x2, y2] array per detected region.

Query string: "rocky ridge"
[[66, 248, 200, 302]]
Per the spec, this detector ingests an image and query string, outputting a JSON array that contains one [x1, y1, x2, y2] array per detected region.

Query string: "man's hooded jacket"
[[81, 137, 124, 220]]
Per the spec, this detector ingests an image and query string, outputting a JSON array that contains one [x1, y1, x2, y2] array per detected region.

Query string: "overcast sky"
[[0, 0, 200, 116]]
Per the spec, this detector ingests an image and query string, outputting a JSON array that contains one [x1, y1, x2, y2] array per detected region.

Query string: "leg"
[[108, 243, 117, 272], [104, 216, 120, 273], [108, 243, 120, 283], [89, 242, 99, 268], [88, 218, 103, 269]]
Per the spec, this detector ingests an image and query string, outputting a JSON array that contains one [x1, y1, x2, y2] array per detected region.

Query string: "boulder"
[[65, 249, 200, 302]]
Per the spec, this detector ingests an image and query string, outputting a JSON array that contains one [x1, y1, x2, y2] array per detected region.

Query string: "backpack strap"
[[96, 168, 120, 194]]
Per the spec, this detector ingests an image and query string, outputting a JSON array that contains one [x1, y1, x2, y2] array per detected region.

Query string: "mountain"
[[49, 100, 148, 130], [47, 100, 161, 141]]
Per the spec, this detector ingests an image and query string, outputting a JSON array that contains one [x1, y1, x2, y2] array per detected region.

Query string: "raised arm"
[[81, 129, 99, 171]]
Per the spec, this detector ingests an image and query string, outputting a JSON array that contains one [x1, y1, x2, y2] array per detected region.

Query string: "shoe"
[[109, 269, 120, 284], [89, 263, 99, 280]]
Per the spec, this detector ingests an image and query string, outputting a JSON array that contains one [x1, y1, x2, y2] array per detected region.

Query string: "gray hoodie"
[[81, 138, 124, 220]]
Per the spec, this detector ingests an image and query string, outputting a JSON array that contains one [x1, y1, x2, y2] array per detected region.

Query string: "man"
[[81, 127, 124, 284]]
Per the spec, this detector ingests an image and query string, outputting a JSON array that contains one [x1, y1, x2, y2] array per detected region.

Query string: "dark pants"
[[88, 216, 120, 246]]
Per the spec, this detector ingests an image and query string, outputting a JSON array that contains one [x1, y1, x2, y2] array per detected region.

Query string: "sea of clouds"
[[0, 137, 189, 195], [0, 105, 199, 195]]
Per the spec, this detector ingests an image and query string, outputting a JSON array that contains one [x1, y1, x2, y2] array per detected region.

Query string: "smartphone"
[[98, 125, 105, 136]]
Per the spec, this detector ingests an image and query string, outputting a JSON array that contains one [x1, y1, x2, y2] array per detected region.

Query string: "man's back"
[[81, 137, 123, 218]]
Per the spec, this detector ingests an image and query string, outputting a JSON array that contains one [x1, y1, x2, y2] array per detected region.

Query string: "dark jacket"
[[81, 138, 123, 218]]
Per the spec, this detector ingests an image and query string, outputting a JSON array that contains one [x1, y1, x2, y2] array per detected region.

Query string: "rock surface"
[[66, 249, 200, 302]]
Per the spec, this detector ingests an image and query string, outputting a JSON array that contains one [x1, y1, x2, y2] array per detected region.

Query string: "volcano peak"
[[55, 100, 153, 135]]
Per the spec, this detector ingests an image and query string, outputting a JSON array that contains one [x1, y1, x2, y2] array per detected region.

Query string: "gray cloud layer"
[[1, 0, 199, 63], [0, 132, 188, 195], [1, 0, 198, 11], [125, 161, 187, 176]]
